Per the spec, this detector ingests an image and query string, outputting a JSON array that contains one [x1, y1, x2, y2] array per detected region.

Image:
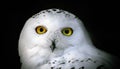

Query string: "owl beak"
[[50, 41, 56, 52]]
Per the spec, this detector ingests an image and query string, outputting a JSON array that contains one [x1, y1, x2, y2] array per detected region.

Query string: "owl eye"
[[35, 26, 47, 34], [62, 27, 73, 36]]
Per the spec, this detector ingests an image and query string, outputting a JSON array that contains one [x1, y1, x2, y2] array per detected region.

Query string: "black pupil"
[[40, 28, 44, 32], [65, 30, 69, 34]]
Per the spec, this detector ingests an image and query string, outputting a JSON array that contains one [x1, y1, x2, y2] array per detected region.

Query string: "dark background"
[[2, 0, 119, 69]]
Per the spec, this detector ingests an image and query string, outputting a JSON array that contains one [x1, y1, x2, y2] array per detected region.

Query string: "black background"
[[2, 0, 120, 69]]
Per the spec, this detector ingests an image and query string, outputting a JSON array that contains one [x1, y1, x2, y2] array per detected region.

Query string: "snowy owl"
[[18, 8, 119, 69]]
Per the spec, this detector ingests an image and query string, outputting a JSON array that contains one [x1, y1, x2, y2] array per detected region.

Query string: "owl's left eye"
[[61, 27, 73, 36], [35, 26, 47, 34]]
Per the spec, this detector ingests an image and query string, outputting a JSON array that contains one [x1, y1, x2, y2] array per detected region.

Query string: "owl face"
[[19, 9, 91, 57]]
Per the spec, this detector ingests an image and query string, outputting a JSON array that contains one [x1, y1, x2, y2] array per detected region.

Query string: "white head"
[[19, 8, 93, 65]]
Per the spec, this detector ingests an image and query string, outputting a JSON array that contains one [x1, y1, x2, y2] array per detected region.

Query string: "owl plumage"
[[18, 9, 119, 69]]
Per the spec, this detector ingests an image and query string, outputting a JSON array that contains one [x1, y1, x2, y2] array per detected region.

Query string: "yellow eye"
[[35, 26, 47, 34], [62, 27, 73, 36]]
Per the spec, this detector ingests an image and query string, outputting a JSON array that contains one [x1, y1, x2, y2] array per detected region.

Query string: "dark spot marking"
[[96, 65, 104, 69], [86, 58, 92, 62], [79, 66, 84, 69], [51, 67, 54, 69], [65, 14, 70, 17], [48, 62, 51, 64], [57, 11, 62, 13], [46, 10, 51, 13], [94, 61, 97, 63], [71, 60, 76, 63], [80, 60, 84, 62], [75, 59, 79, 61], [43, 15, 45, 17], [58, 67, 61, 69], [60, 62, 65, 64], [71, 67, 75, 69], [62, 11, 66, 14], [68, 60, 71, 63], [42, 11, 45, 13], [72, 61, 74, 63], [52, 9, 57, 11], [32, 13, 40, 18], [52, 62, 55, 64], [56, 10, 63, 13], [88, 58, 91, 60]]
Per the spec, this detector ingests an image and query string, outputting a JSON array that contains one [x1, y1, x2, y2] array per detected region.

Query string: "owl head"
[[19, 9, 93, 62]]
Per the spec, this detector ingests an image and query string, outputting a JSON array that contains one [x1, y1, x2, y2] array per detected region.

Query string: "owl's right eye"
[[35, 26, 47, 34]]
